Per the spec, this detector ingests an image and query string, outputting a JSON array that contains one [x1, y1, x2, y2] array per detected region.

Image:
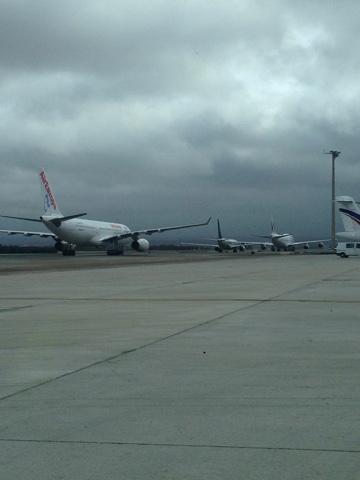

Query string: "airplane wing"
[[291, 239, 329, 246], [179, 242, 218, 248], [0, 229, 56, 238], [99, 217, 212, 243], [181, 241, 272, 249], [0, 215, 42, 222], [0, 213, 87, 226], [251, 241, 273, 247], [230, 241, 272, 247]]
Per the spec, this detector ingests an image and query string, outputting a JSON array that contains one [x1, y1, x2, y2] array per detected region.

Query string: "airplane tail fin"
[[270, 215, 277, 235], [39, 169, 62, 216], [336, 196, 360, 232], [271, 221, 275, 234], [217, 219, 223, 239]]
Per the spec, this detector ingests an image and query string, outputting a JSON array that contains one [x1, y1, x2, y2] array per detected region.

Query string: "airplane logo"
[[44, 193, 51, 211], [336, 196, 360, 242], [40, 170, 57, 210], [339, 208, 360, 226]]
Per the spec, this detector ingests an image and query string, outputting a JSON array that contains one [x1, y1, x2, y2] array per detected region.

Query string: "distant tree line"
[[0, 244, 199, 253], [0, 245, 56, 253]]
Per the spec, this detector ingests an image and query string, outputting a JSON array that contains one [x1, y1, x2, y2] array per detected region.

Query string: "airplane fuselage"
[[336, 231, 360, 242], [271, 233, 295, 249], [42, 216, 131, 247], [218, 238, 240, 250], [215, 238, 247, 252]]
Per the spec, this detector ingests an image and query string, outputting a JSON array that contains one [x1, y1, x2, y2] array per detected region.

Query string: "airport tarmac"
[[0, 252, 359, 479]]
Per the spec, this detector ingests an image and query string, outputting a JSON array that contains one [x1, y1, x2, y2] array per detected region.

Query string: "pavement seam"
[[0, 300, 264, 403], [0, 438, 359, 454], [1, 297, 360, 303], [0, 253, 260, 276]]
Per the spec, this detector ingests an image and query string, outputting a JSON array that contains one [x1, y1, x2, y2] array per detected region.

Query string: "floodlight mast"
[[324, 150, 341, 251]]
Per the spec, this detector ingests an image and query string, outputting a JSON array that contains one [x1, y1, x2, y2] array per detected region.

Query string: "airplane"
[[336, 195, 360, 241], [257, 219, 327, 251], [181, 218, 264, 253], [0, 170, 211, 256]]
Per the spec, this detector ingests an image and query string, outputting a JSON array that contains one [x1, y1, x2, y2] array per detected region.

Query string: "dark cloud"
[[1, 0, 360, 244]]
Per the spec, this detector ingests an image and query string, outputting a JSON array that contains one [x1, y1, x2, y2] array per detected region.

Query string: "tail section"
[[336, 196, 360, 232], [254, 216, 276, 240], [270, 215, 279, 236], [217, 219, 223, 239], [270, 215, 275, 235], [39, 169, 62, 216]]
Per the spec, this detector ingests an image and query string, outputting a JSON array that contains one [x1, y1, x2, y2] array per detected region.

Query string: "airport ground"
[[0, 251, 359, 479]]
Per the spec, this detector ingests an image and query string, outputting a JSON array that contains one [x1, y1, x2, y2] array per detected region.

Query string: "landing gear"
[[55, 241, 76, 256], [106, 249, 124, 256], [62, 248, 76, 256]]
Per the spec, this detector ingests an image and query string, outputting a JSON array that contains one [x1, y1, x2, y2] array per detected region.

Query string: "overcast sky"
[[1, 0, 360, 243]]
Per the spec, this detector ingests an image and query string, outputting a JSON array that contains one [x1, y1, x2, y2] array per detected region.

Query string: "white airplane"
[[336, 195, 360, 241], [182, 218, 264, 253], [257, 219, 327, 251], [0, 170, 211, 256]]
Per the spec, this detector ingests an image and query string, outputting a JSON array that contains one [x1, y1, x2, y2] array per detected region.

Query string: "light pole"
[[324, 150, 340, 251]]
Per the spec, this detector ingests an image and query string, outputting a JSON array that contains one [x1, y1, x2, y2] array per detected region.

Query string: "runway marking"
[[0, 264, 359, 403], [1, 265, 359, 303], [0, 305, 34, 314], [0, 437, 359, 454], [0, 299, 267, 403]]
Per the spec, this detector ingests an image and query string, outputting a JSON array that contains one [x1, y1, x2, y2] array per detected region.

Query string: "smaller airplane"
[[336, 195, 360, 241], [181, 218, 263, 253], [257, 219, 327, 251]]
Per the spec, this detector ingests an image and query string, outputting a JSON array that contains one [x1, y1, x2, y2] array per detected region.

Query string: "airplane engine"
[[131, 238, 150, 252], [260, 244, 266, 250], [303, 244, 309, 249], [238, 245, 246, 251], [318, 242, 324, 248]]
